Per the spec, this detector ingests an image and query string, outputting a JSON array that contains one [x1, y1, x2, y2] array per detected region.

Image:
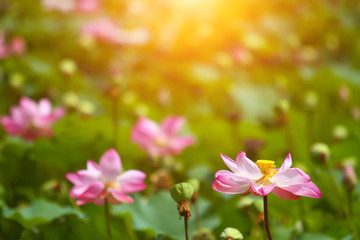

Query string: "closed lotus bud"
[[311, 142, 330, 163], [62, 92, 80, 110], [170, 182, 194, 203], [134, 103, 149, 117], [220, 227, 244, 240], [192, 228, 216, 240], [304, 90, 318, 111], [78, 100, 95, 116], [237, 196, 255, 209], [274, 99, 289, 115], [351, 106, 360, 121], [338, 85, 350, 103], [342, 165, 358, 191], [59, 59, 77, 76], [9, 72, 25, 89], [333, 125, 349, 142]]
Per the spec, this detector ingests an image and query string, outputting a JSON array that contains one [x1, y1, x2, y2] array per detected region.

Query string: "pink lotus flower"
[[131, 116, 195, 158], [213, 152, 322, 199], [81, 18, 149, 45], [77, 0, 100, 12], [117, 28, 149, 46], [66, 149, 147, 205], [9, 36, 26, 55], [1, 97, 65, 140], [42, 0, 76, 12], [81, 18, 121, 44]]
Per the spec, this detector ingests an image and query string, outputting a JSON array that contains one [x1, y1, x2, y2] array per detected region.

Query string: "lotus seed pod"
[[304, 90, 318, 110], [311, 142, 330, 163], [78, 100, 95, 116], [333, 125, 349, 142], [9, 72, 25, 89], [62, 92, 80, 109], [220, 227, 244, 240], [59, 58, 77, 76], [187, 178, 200, 192], [192, 228, 215, 240], [170, 182, 194, 203], [274, 98, 289, 115]]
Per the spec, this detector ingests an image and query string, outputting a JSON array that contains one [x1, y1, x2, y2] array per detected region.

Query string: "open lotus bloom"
[[131, 116, 195, 158], [66, 149, 146, 205], [81, 18, 120, 44], [213, 152, 322, 199], [1, 97, 65, 140], [42, 0, 76, 12]]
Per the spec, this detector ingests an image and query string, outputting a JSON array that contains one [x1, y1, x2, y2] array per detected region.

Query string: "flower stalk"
[[104, 198, 113, 240], [263, 195, 272, 240], [177, 200, 192, 240], [170, 183, 194, 240], [325, 160, 359, 240], [184, 214, 190, 240], [112, 97, 119, 150]]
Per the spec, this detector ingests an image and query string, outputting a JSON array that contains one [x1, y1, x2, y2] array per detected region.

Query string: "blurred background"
[[1, 0, 360, 239]]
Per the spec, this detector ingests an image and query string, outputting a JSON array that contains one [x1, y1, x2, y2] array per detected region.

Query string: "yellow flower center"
[[155, 136, 168, 147], [255, 160, 278, 181], [104, 181, 117, 189]]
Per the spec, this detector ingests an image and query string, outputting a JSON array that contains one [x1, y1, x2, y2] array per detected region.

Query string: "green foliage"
[[112, 191, 220, 239], [0, 199, 87, 229], [1, 0, 360, 239]]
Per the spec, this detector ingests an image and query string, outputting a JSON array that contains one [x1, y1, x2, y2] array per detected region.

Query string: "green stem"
[[347, 190, 353, 217], [124, 216, 137, 240], [112, 98, 119, 150], [326, 161, 359, 240], [184, 216, 189, 240], [104, 198, 113, 240], [284, 122, 293, 153], [298, 198, 307, 231], [263, 195, 272, 240], [194, 200, 201, 230], [306, 111, 314, 148]]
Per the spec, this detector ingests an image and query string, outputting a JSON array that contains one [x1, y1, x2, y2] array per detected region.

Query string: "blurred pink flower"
[[66, 149, 146, 205], [117, 28, 149, 45], [42, 0, 76, 12], [77, 0, 100, 12], [81, 18, 149, 45], [81, 18, 120, 43], [9, 36, 26, 55], [1, 97, 65, 140], [213, 152, 322, 199], [131, 116, 195, 158], [0, 33, 9, 59]]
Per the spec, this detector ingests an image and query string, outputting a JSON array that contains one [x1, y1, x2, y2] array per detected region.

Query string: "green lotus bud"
[[187, 178, 200, 192], [274, 99, 289, 115], [333, 125, 349, 141], [304, 90, 318, 111], [311, 142, 330, 163], [78, 100, 95, 116], [192, 228, 215, 240], [170, 182, 194, 203], [220, 227, 243, 240], [59, 58, 77, 76], [237, 196, 255, 209], [9, 72, 25, 89], [62, 92, 79, 109]]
